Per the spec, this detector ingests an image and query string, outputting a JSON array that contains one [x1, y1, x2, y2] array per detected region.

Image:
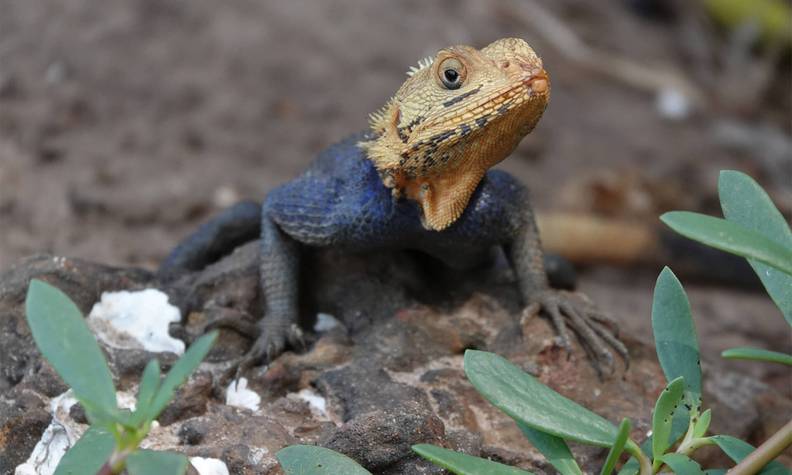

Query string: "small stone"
[[179, 420, 209, 445], [656, 87, 691, 120], [0, 388, 51, 473], [189, 456, 229, 475], [68, 403, 88, 424], [157, 372, 212, 426], [225, 377, 261, 412]]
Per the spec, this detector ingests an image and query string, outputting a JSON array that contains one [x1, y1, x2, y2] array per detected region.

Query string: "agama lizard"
[[160, 38, 627, 374]]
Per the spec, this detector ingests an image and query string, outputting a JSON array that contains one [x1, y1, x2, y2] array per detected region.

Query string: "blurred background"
[[0, 1, 789, 388]]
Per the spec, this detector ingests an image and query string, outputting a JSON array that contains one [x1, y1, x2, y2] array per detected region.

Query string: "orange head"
[[362, 38, 550, 230]]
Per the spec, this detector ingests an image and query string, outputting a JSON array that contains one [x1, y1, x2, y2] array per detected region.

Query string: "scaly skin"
[[160, 38, 627, 375]]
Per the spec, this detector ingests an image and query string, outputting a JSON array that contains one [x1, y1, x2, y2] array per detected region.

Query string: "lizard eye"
[[438, 57, 465, 90]]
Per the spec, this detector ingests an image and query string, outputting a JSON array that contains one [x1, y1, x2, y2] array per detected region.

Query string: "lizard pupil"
[[442, 68, 462, 89]]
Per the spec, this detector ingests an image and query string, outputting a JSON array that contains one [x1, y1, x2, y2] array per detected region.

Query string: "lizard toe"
[[202, 305, 260, 338], [285, 324, 307, 351], [530, 290, 627, 378]]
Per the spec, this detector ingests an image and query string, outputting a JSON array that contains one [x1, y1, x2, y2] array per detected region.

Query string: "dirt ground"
[[1, 1, 790, 387]]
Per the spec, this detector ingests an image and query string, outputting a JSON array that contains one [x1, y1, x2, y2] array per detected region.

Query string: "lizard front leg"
[[507, 188, 628, 376], [241, 208, 305, 367]]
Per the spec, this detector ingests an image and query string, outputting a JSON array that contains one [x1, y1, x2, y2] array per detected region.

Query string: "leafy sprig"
[[25, 279, 217, 475]]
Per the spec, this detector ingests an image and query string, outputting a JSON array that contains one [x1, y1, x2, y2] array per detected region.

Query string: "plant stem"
[[730, 419, 792, 475], [626, 440, 653, 475], [676, 418, 697, 456], [106, 447, 133, 474], [635, 448, 653, 475], [678, 436, 714, 456]]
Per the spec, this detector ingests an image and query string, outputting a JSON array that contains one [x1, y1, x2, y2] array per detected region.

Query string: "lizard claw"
[[525, 290, 628, 377], [238, 322, 306, 372]]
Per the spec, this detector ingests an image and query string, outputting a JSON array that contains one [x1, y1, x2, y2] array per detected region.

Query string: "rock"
[[158, 371, 213, 426], [0, 386, 52, 473], [0, 255, 152, 393], [323, 400, 446, 473], [178, 419, 210, 446], [1, 248, 789, 473]]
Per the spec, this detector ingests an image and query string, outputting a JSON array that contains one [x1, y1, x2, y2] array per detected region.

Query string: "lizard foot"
[[522, 290, 629, 377], [201, 304, 259, 337], [238, 322, 306, 372], [198, 305, 306, 372]]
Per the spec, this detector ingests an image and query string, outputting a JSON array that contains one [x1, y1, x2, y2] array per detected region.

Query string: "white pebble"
[[88, 289, 185, 355], [226, 378, 261, 411], [190, 457, 230, 475], [314, 313, 340, 332], [297, 388, 328, 418], [656, 87, 690, 120], [14, 392, 80, 475]]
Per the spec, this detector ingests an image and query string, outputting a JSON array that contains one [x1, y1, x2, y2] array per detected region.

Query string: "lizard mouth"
[[523, 68, 549, 95]]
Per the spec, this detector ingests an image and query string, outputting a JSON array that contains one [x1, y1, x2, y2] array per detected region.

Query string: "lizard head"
[[361, 37, 550, 231]]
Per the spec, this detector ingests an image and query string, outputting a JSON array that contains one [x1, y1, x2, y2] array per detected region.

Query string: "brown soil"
[[1, 1, 790, 387]]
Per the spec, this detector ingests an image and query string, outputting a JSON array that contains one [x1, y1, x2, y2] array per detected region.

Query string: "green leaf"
[[132, 359, 161, 425], [710, 435, 790, 474], [464, 350, 619, 447], [651, 268, 702, 412], [126, 449, 189, 475], [652, 377, 685, 468], [412, 444, 534, 475], [518, 422, 582, 475], [617, 461, 638, 475], [619, 423, 688, 475], [25, 280, 118, 423], [601, 418, 631, 475], [660, 212, 792, 276], [277, 445, 372, 475], [54, 426, 115, 475], [146, 331, 217, 420], [700, 0, 792, 45], [719, 170, 792, 324], [660, 453, 704, 474], [113, 408, 139, 430], [721, 347, 792, 366], [693, 409, 712, 439], [704, 470, 727, 475]]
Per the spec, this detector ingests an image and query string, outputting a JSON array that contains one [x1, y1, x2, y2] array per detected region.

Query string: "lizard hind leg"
[[159, 200, 262, 279]]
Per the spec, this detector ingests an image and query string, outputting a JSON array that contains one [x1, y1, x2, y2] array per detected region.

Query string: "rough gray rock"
[[0, 386, 52, 475], [1, 248, 789, 473]]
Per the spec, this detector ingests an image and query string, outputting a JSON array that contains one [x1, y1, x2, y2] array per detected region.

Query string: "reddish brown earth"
[[1, 0, 789, 381], [0, 2, 790, 471]]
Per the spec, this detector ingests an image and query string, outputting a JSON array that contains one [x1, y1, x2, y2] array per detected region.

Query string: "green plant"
[[25, 279, 217, 475], [276, 445, 375, 474], [662, 170, 792, 355], [273, 171, 791, 474]]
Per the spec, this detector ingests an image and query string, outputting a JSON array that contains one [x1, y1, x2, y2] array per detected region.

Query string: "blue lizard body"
[[161, 38, 626, 374], [266, 133, 521, 254], [161, 132, 626, 374]]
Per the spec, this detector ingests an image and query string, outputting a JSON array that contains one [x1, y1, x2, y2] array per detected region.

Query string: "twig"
[[511, 0, 707, 109], [729, 419, 792, 475]]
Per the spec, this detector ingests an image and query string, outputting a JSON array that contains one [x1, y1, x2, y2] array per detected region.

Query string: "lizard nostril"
[[501, 60, 510, 69]]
